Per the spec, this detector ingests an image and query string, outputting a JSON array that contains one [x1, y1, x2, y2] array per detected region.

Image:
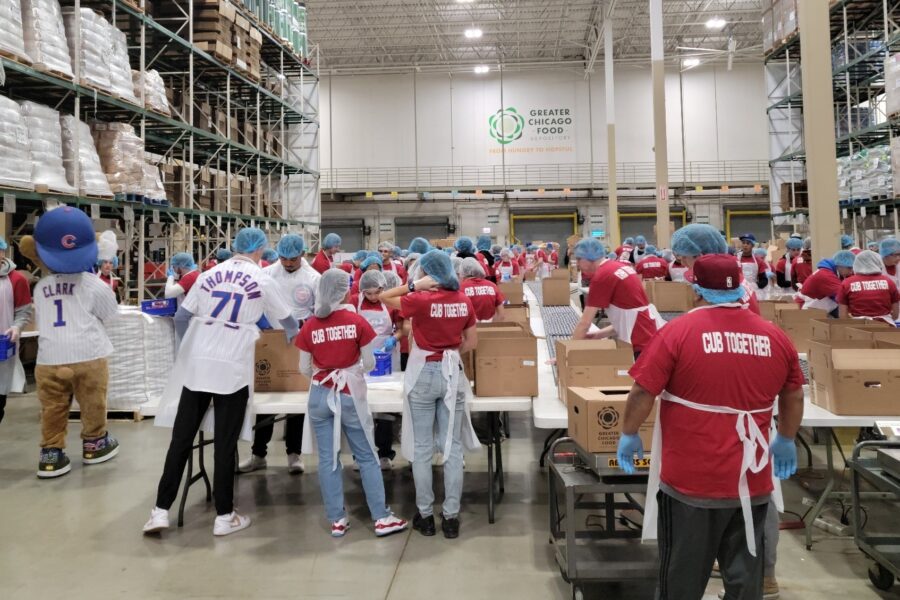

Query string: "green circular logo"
[[489, 107, 525, 145]]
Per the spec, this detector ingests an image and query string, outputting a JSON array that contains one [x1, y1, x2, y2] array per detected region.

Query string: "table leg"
[[797, 431, 813, 469], [198, 431, 212, 501], [496, 417, 505, 498], [177, 431, 213, 528], [805, 428, 835, 550]]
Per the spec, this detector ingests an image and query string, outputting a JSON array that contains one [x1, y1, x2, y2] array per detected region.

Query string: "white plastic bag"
[[60, 115, 113, 197], [20, 101, 75, 193], [21, 0, 74, 78]]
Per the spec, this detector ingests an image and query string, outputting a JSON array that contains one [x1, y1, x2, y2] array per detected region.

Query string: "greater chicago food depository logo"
[[489, 107, 525, 145]]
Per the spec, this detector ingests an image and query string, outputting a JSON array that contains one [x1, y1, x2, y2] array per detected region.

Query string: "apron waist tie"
[[316, 369, 351, 472]]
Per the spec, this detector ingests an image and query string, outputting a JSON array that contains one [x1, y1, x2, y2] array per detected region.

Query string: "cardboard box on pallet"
[[473, 322, 537, 397], [555, 339, 634, 406], [808, 339, 900, 415], [541, 277, 571, 306], [254, 330, 310, 392], [498, 279, 524, 304], [646, 280, 695, 312], [776, 308, 829, 354], [567, 387, 655, 454], [809, 318, 893, 342]]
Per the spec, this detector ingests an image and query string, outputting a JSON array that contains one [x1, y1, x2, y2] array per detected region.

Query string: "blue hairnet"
[[476, 235, 492, 251], [671, 224, 728, 257], [623, 237, 634, 245], [880, 238, 900, 258], [635, 235, 646, 245], [573, 238, 606, 262], [443, 248, 454, 255], [401, 250, 409, 258], [817, 258, 837, 274], [752, 248, 768, 258], [692, 284, 744, 305], [408, 237, 431, 254], [262, 249, 278, 262], [170, 252, 195, 270], [644, 245, 657, 256], [322, 233, 342, 250], [454, 237, 475, 254], [216, 248, 233, 261], [840, 234, 854, 249], [352, 250, 368, 262], [0, 237, 7, 251], [832, 250, 856, 268], [97, 256, 119, 269], [785, 237, 803, 250], [233, 228, 268, 254], [392, 245, 402, 257], [607, 252, 617, 259], [361, 255, 383, 270], [418, 249, 459, 291], [276, 234, 306, 258]]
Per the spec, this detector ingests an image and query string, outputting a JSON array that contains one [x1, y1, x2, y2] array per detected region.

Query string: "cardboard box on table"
[[502, 303, 530, 328], [775, 308, 829, 354], [758, 300, 798, 322], [473, 323, 538, 397], [549, 268, 569, 280], [567, 387, 655, 454], [843, 327, 900, 344], [808, 339, 900, 415], [498, 279, 524, 304], [555, 339, 634, 406], [254, 330, 310, 392], [645, 280, 695, 312], [809, 318, 893, 342], [542, 277, 571, 306], [524, 269, 536, 282]]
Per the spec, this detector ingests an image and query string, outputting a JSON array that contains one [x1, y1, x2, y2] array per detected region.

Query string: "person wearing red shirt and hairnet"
[[634, 245, 669, 280], [618, 253, 805, 600], [837, 250, 899, 325], [310, 233, 341, 274], [880, 238, 900, 290], [458, 257, 505, 322], [794, 251, 855, 317]]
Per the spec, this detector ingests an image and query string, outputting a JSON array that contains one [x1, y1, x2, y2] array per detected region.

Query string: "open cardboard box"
[[555, 339, 634, 405], [549, 268, 569, 279], [498, 279, 524, 304], [776, 308, 829, 354], [646, 280, 695, 312], [502, 303, 530, 328], [844, 327, 900, 343], [810, 318, 893, 342], [473, 322, 538, 397], [807, 339, 900, 415], [567, 386, 655, 454], [254, 330, 310, 392], [758, 300, 799, 322], [542, 277, 571, 306]]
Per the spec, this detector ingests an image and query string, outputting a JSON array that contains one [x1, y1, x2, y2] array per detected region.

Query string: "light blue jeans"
[[408, 362, 466, 519], [308, 384, 390, 522]]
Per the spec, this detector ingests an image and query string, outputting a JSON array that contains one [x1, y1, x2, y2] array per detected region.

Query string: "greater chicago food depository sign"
[[488, 105, 574, 155]]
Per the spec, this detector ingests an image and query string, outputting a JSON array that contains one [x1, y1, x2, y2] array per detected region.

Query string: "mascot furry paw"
[[22, 207, 121, 479]]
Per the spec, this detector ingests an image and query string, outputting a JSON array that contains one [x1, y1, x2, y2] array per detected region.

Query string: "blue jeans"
[[308, 384, 390, 522], [408, 362, 465, 519]]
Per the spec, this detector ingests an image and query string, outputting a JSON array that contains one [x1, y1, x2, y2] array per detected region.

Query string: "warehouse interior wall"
[[318, 63, 768, 172]]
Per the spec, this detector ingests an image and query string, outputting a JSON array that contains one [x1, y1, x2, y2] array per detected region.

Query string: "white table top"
[[533, 334, 569, 429]]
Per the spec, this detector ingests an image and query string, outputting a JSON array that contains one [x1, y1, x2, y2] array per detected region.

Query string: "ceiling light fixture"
[[464, 28, 483, 39], [473, 65, 489, 74], [456, 0, 474, 3], [705, 17, 726, 30], [683, 57, 701, 68]]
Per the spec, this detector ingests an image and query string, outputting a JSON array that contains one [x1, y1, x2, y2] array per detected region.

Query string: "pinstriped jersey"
[[34, 272, 118, 365]]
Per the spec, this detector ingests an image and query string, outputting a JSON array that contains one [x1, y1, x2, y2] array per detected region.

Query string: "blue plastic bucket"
[[369, 351, 392, 376], [0, 334, 15, 361]]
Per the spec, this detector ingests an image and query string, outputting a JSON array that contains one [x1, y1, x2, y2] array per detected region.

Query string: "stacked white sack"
[[107, 22, 139, 104], [0, 0, 31, 63], [21, 0, 74, 78], [0, 96, 34, 190], [60, 115, 113, 197], [91, 122, 145, 194], [20, 101, 75, 193], [132, 69, 171, 116], [142, 162, 167, 201], [62, 8, 111, 92]]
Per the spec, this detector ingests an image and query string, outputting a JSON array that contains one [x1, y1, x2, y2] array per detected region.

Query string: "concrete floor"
[[0, 393, 898, 600]]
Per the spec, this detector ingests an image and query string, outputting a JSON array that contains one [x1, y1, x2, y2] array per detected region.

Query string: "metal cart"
[[849, 441, 900, 592], [548, 437, 658, 600]]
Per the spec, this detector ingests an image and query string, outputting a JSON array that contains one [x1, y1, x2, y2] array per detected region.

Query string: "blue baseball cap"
[[34, 206, 98, 274]]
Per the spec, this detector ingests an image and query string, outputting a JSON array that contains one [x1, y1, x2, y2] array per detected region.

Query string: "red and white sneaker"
[[331, 517, 350, 538], [374, 514, 408, 537]]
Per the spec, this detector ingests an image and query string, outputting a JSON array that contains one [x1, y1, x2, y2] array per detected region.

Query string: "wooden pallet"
[[0, 48, 32, 67], [33, 64, 75, 82], [68, 409, 144, 422], [34, 184, 76, 196], [0, 181, 35, 193], [120, 0, 144, 13], [84, 193, 115, 201]]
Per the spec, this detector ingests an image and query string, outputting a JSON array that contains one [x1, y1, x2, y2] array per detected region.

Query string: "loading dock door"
[[726, 210, 772, 244], [510, 213, 577, 267], [320, 220, 365, 252], [618, 212, 686, 246], [395, 217, 449, 248]]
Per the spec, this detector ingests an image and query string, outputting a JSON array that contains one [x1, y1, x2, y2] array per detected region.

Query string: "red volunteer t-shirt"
[[350, 294, 402, 327], [310, 250, 333, 274], [798, 268, 841, 301], [630, 306, 804, 499], [294, 309, 377, 390], [338, 262, 353, 274], [635, 256, 669, 280], [586, 260, 658, 351], [837, 274, 900, 318], [494, 260, 520, 280], [774, 256, 788, 276], [615, 245, 634, 263], [791, 256, 813, 284], [178, 269, 200, 295], [383, 260, 408, 283], [400, 289, 476, 359], [517, 253, 527, 268], [460, 278, 505, 321], [9, 271, 32, 308]]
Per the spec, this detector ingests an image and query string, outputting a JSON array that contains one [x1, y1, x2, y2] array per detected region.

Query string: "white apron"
[[606, 303, 667, 346], [852, 313, 897, 326], [496, 263, 516, 283], [357, 296, 400, 371], [400, 342, 480, 463], [796, 291, 838, 314], [739, 257, 760, 294], [155, 317, 259, 442], [669, 264, 688, 283], [310, 364, 377, 471], [0, 277, 25, 395]]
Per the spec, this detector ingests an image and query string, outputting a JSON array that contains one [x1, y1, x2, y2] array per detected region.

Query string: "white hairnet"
[[460, 257, 485, 279], [853, 250, 885, 275], [451, 256, 464, 276], [378, 241, 394, 252], [383, 271, 402, 289], [359, 269, 387, 291], [314, 269, 350, 318]]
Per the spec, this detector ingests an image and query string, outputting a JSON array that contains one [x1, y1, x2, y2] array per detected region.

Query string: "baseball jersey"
[[586, 260, 659, 351], [460, 277, 504, 321], [295, 308, 376, 390], [791, 255, 813, 284], [630, 306, 804, 500], [837, 274, 900, 318], [264, 260, 320, 323], [401, 289, 476, 359], [310, 250, 333, 274], [35, 273, 118, 365], [798, 267, 841, 301], [635, 256, 669, 280]]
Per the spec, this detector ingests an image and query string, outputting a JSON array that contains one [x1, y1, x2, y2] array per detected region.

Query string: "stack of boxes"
[[762, 0, 798, 55]]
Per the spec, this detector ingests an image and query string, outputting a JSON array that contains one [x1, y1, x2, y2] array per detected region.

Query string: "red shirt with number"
[[586, 260, 659, 351], [630, 306, 804, 499], [401, 289, 476, 360], [310, 250, 333, 274], [294, 308, 376, 391], [460, 278, 505, 321], [797, 267, 841, 302], [837, 274, 900, 319], [635, 256, 669, 280]]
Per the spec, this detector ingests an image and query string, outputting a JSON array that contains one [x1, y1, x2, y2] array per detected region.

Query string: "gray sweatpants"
[[655, 491, 768, 600]]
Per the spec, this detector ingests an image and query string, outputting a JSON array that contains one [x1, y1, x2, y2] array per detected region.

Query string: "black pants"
[[251, 414, 304, 457], [0, 394, 6, 424], [155, 386, 249, 516], [400, 352, 409, 372], [656, 491, 767, 600], [374, 418, 396, 459]]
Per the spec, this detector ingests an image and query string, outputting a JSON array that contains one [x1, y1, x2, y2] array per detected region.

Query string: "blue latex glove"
[[616, 433, 644, 475], [382, 336, 398, 352], [770, 433, 797, 479], [766, 271, 776, 279], [167, 267, 175, 278]]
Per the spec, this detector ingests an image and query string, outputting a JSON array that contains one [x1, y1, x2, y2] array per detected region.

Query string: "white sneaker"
[[331, 517, 350, 537], [238, 455, 267, 473], [379, 457, 393, 471], [213, 511, 251, 536], [287, 453, 305, 474], [374, 513, 408, 537], [142, 507, 169, 534]]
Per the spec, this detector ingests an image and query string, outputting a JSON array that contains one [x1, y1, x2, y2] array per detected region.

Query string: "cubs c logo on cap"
[[61, 234, 77, 249]]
